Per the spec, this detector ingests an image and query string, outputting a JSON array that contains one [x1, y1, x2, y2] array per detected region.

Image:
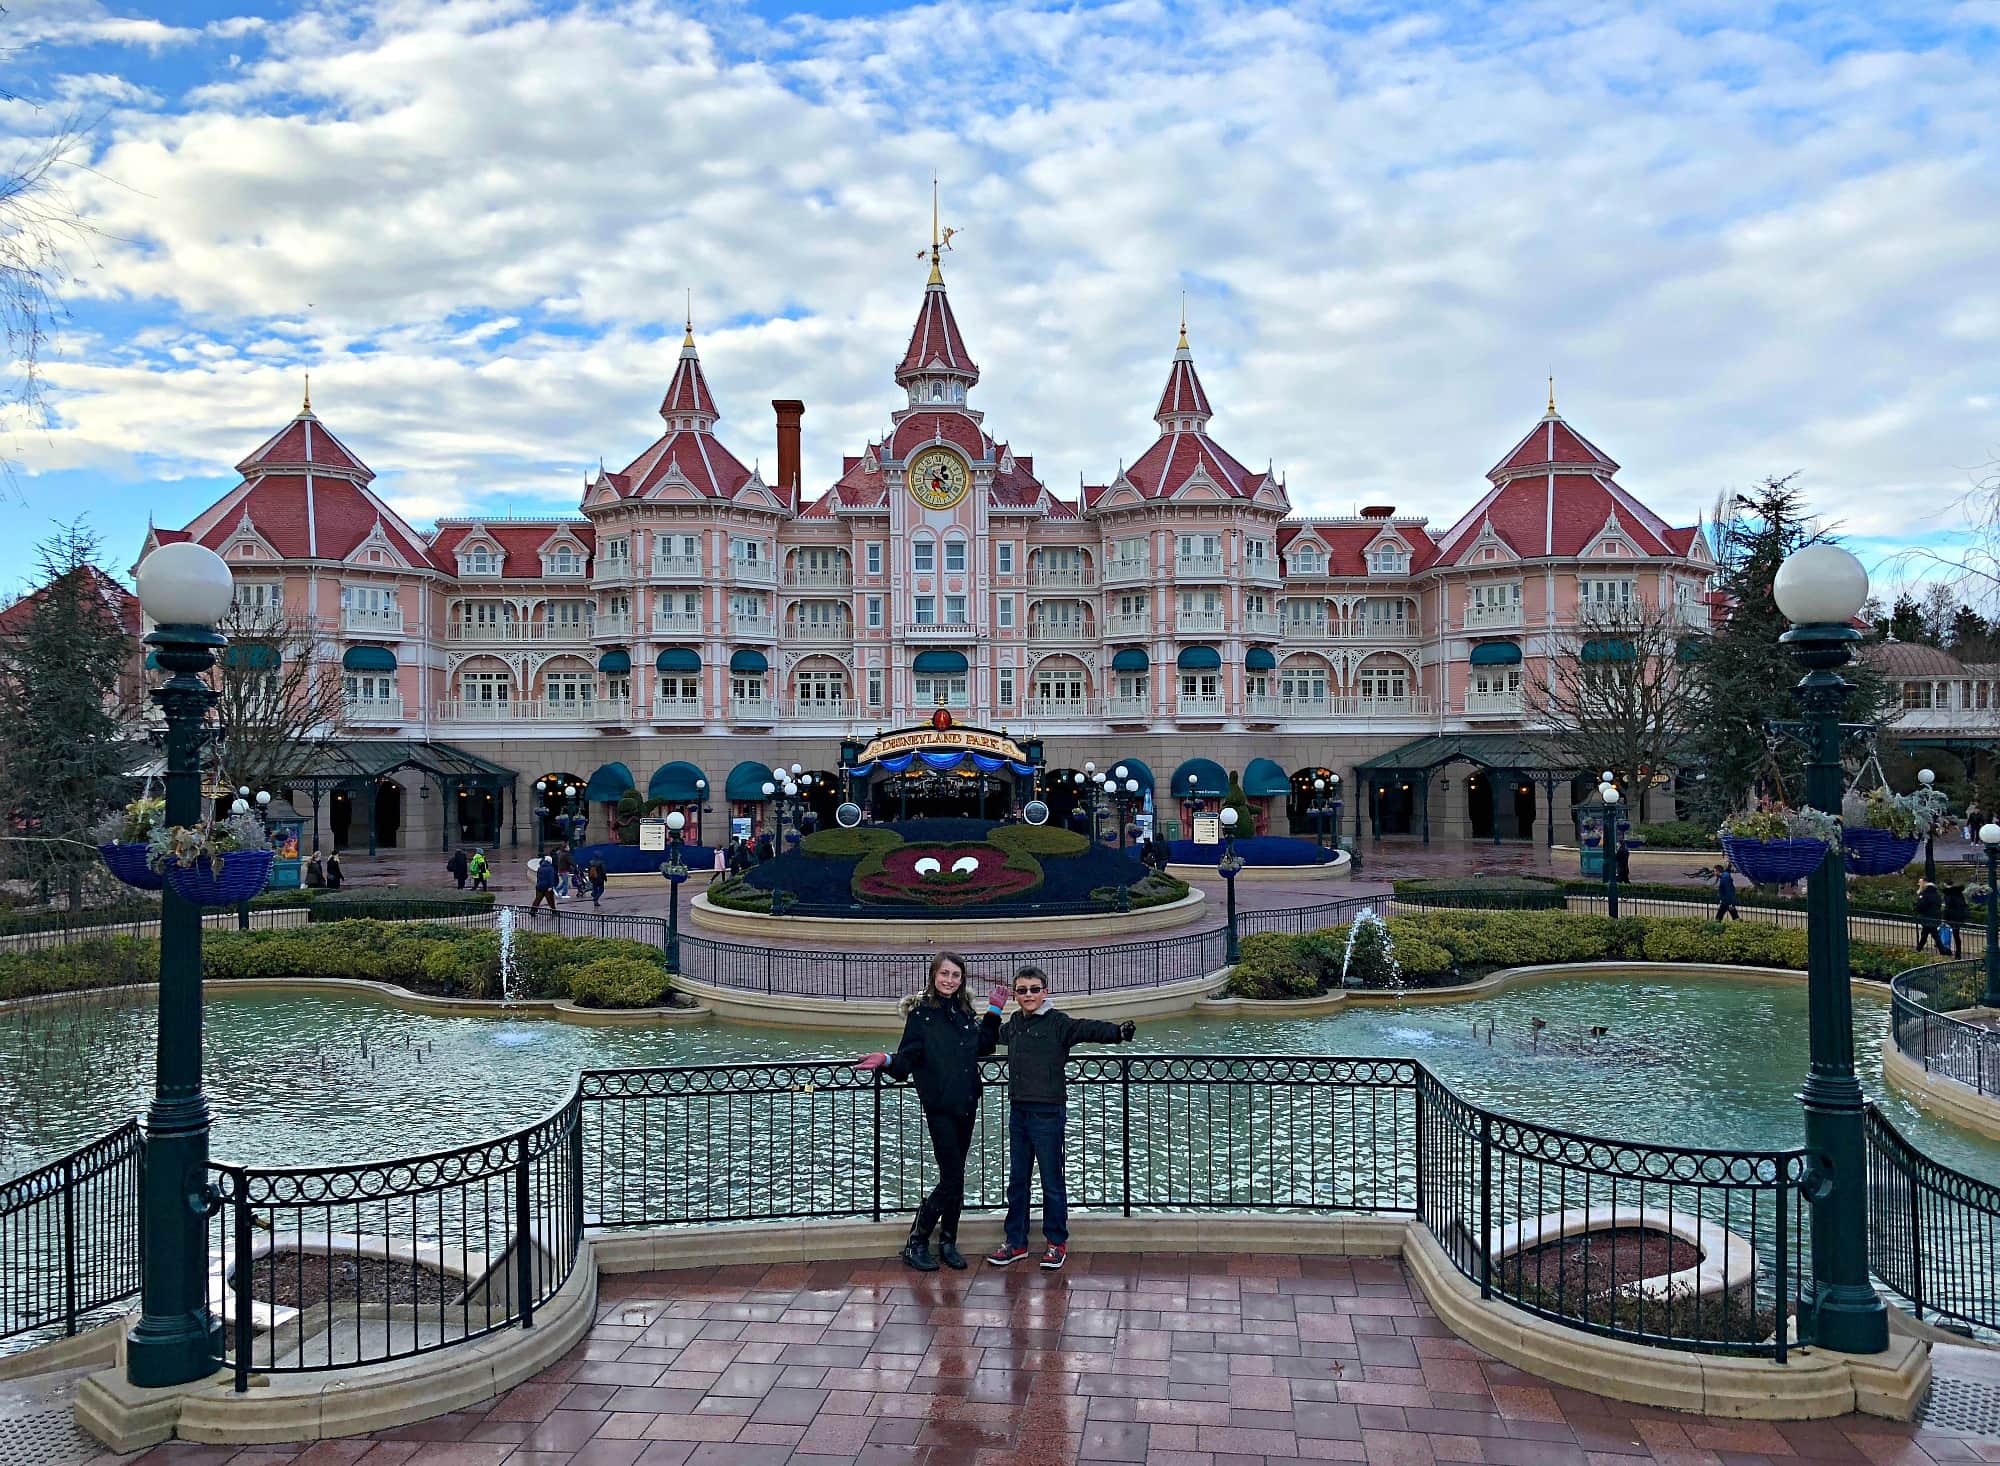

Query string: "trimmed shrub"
[[1089, 871, 1191, 911], [1227, 933, 1323, 998], [306, 889, 494, 922], [1393, 877, 1566, 911], [987, 824, 1090, 857], [799, 826, 904, 859], [1632, 820, 1722, 851], [566, 957, 671, 1009]]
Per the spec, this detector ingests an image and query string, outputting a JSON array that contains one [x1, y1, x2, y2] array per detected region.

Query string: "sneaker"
[[985, 1244, 1030, 1267], [937, 1240, 967, 1271], [900, 1237, 939, 1273], [1039, 1244, 1067, 1271]]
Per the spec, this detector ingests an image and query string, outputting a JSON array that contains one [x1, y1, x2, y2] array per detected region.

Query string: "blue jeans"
[[1005, 1103, 1068, 1248]]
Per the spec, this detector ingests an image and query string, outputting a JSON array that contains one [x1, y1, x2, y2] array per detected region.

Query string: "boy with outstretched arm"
[[980, 965, 1136, 1271]]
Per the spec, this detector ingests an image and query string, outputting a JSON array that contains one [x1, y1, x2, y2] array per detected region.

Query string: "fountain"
[[496, 906, 519, 1006], [1341, 908, 1403, 992]]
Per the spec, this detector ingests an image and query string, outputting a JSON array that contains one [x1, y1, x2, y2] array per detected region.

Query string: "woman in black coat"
[[1942, 881, 1971, 956], [856, 951, 1001, 1272]]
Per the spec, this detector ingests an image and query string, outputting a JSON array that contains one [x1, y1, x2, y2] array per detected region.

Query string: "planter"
[[97, 842, 164, 891], [161, 849, 275, 907], [1720, 835, 1829, 886], [1843, 826, 1921, 877]]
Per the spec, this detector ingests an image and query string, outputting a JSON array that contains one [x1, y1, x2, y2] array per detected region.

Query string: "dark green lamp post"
[[660, 810, 689, 972], [1219, 805, 1244, 964], [1596, 775, 1623, 919], [1980, 823, 2000, 1008], [1912, 768, 1947, 884], [1773, 542, 1888, 1356], [128, 541, 235, 1388]]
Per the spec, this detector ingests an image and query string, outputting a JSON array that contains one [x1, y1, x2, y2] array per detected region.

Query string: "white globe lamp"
[[1981, 823, 2000, 847], [666, 812, 685, 832], [1220, 807, 1238, 828], [1772, 543, 1869, 627], [137, 542, 235, 628]]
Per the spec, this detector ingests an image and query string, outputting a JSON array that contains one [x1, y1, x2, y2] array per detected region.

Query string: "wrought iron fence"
[[1866, 1105, 2000, 1335], [0, 1122, 143, 1344], [206, 1093, 584, 1390], [1889, 959, 2000, 1098], [580, 1055, 1805, 1358]]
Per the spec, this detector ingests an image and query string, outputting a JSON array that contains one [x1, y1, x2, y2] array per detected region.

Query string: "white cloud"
[[17, 0, 2000, 560]]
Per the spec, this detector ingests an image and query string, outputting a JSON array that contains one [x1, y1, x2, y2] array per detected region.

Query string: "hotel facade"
[[143, 255, 1714, 852]]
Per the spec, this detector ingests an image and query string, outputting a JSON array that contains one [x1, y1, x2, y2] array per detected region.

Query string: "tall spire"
[[301, 372, 312, 416], [1546, 370, 1557, 417], [927, 176, 944, 285], [1178, 292, 1188, 352], [1154, 314, 1212, 431], [659, 316, 718, 428], [684, 289, 694, 348]]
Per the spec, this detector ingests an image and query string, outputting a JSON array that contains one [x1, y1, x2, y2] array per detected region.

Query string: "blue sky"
[[3, 0, 1997, 601]]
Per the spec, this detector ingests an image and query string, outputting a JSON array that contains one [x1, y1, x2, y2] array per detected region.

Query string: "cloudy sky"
[[2, 0, 1995, 596]]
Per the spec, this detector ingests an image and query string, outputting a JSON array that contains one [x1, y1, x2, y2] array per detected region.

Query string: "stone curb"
[[1880, 1036, 2000, 1141], [668, 967, 1232, 1031], [687, 889, 1207, 944]]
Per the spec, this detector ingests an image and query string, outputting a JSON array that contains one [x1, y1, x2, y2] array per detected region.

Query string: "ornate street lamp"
[[129, 541, 235, 1387], [562, 782, 584, 851], [692, 777, 707, 845], [1912, 768, 1950, 883], [1219, 805, 1245, 963], [1309, 777, 1342, 861], [1981, 823, 2000, 1008], [1773, 541, 1888, 1355], [1596, 778, 1622, 918], [660, 810, 690, 972], [232, 787, 271, 931]]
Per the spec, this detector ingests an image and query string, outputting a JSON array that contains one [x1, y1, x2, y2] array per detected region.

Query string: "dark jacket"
[[885, 997, 999, 1116], [995, 1007, 1127, 1106], [1918, 884, 1943, 921], [1943, 884, 1970, 924], [447, 850, 469, 878], [1717, 870, 1737, 904]]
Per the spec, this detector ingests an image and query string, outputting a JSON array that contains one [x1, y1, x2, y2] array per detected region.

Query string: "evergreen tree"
[[1681, 477, 1897, 823], [0, 524, 139, 908], [1887, 593, 1927, 644]]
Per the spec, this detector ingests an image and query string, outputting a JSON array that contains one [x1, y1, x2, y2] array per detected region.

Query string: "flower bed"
[[571, 842, 720, 877], [1168, 836, 1331, 867]]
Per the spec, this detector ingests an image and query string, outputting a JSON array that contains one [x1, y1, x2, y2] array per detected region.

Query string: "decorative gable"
[[345, 519, 412, 569], [455, 526, 505, 578], [1364, 530, 1412, 575], [538, 528, 589, 577], [1585, 512, 1636, 559], [1464, 520, 1520, 564], [217, 510, 282, 563]]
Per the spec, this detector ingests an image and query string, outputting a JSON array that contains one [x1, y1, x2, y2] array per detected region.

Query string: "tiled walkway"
[[109, 1252, 1989, 1466]]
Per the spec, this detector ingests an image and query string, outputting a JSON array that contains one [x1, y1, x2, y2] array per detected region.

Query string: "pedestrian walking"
[[554, 846, 574, 898], [304, 847, 325, 888], [530, 856, 558, 916], [468, 850, 489, 891], [1715, 864, 1741, 921], [983, 966, 1135, 1271], [447, 848, 469, 889], [587, 857, 607, 907], [1943, 880, 1970, 957], [1916, 878, 1948, 954], [854, 952, 997, 1272], [324, 849, 343, 891]]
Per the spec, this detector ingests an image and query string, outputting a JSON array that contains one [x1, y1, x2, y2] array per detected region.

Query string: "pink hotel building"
[[141, 256, 1713, 852]]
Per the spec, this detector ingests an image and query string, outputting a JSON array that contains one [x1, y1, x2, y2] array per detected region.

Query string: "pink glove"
[[987, 984, 1010, 1011], [855, 1053, 888, 1071]]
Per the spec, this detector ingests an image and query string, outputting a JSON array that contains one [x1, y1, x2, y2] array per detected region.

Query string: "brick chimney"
[[772, 400, 804, 511]]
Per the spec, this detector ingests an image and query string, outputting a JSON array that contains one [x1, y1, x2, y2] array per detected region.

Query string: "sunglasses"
[[1014, 983, 1046, 995]]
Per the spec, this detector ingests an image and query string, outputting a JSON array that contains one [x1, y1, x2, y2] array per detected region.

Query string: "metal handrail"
[[1865, 1104, 1999, 1334], [1889, 959, 1999, 1098]]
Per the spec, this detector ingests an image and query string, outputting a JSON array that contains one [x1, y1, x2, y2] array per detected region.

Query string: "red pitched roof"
[[1487, 413, 1619, 480], [0, 566, 140, 638], [895, 282, 978, 385], [658, 336, 717, 421], [235, 411, 372, 480], [1154, 341, 1212, 421], [1277, 522, 1438, 575], [431, 521, 593, 572], [610, 428, 756, 500]]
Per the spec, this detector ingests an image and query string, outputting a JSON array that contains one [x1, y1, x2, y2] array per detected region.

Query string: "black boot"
[[900, 1229, 939, 1272], [936, 1234, 967, 1270]]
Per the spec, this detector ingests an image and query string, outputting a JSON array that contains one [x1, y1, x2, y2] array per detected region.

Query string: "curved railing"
[[1866, 1105, 2000, 1335], [1889, 959, 2000, 1099], [0, 1121, 142, 1342]]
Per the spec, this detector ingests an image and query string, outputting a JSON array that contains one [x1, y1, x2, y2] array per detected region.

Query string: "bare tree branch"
[[209, 606, 348, 791]]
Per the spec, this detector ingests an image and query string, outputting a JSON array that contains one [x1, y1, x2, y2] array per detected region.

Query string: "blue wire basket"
[[1720, 835, 1831, 885], [97, 842, 165, 891], [160, 850, 275, 907]]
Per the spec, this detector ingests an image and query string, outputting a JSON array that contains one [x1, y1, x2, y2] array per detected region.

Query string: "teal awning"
[[1582, 638, 1636, 663], [1172, 757, 1228, 797], [1111, 647, 1150, 673], [726, 760, 775, 801], [1107, 757, 1154, 792], [144, 651, 159, 670], [598, 650, 632, 674], [656, 647, 701, 673], [1677, 637, 1704, 664], [648, 760, 707, 802], [342, 645, 398, 672], [1176, 645, 1221, 671], [224, 643, 280, 671], [1243, 757, 1290, 796], [1245, 648, 1277, 672], [913, 649, 968, 675], [583, 761, 635, 801], [1468, 642, 1522, 666], [729, 649, 769, 675]]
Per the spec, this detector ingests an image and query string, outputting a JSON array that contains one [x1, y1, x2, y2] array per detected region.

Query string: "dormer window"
[[1367, 544, 1409, 575], [931, 382, 944, 402], [1290, 549, 1326, 576], [464, 548, 497, 576], [547, 545, 582, 576]]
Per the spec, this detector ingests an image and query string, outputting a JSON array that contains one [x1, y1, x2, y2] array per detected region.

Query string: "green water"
[[3, 973, 1995, 1182]]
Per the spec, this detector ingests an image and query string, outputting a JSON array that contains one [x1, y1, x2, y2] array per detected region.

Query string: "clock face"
[[906, 447, 970, 511]]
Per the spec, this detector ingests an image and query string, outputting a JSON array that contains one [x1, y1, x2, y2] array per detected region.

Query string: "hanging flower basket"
[[98, 842, 165, 891], [161, 849, 275, 907], [1842, 827, 1921, 877], [1720, 835, 1830, 885]]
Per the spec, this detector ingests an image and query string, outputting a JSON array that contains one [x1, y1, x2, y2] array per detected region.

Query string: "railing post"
[[569, 1102, 585, 1246], [515, 1144, 535, 1329], [1477, 1113, 1493, 1301], [1774, 1174, 1790, 1365], [231, 1189, 252, 1392], [61, 1155, 77, 1336], [1121, 1055, 1132, 1218], [871, 1072, 883, 1224], [1906, 1143, 1925, 1322], [1411, 1072, 1426, 1217]]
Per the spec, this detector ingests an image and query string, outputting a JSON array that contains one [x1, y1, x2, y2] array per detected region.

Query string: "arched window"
[[931, 382, 944, 401]]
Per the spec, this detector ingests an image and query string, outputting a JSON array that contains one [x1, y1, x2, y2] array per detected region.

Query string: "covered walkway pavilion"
[[280, 739, 521, 853], [1356, 734, 1583, 846]]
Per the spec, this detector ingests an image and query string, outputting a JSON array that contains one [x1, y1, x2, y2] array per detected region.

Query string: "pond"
[[3, 971, 1995, 1183]]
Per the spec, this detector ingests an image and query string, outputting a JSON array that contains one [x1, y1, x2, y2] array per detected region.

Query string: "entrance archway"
[[1287, 767, 1339, 838], [1370, 777, 1414, 836], [1042, 769, 1082, 831], [330, 790, 352, 850], [457, 783, 501, 844], [534, 771, 582, 845], [802, 771, 841, 832], [1466, 771, 1494, 839], [373, 779, 402, 849], [1512, 777, 1537, 840]]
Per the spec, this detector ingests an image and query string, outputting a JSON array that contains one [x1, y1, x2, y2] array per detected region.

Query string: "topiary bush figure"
[[1223, 772, 1257, 835], [615, 790, 646, 844]]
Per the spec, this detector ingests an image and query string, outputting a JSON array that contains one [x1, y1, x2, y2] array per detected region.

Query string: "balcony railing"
[[1105, 613, 1150, 636], [905, 621, 977, 641], [435, 698, 606, 722], [447, 619, 594, 644], [226, 603, 288, 630], [592, 559, 635, 582], [1105, 696, 1152, 720], [1463, 604, 1523, 630], [1176, 693, 1226, 718], [1242, 558, 1281, 583], [1283, 618, 1329, 640], [728, 559, 776, 584], [587, 701, 634, 723], [341, 607, 403, 634], [1341, 694, 1429, 718], [341, 696, 404, 722], [1104, 560, 1151, 585], [1025, 696, 1098, 721], [730, 614, 775, 639], [789, 622, 853, 642], [729, 697, 774, 722], [650, 696, 703, 722], [1028, 565, 1094, 588], [653, 555, 703, 579], [1463, 689, 1524, 716], [785, 698, 851, 719], [1244, 694, 1279, 719], [651, 612, 703, 636], [1174, 610, 1227, 633], [1173, 555, 1225, 578], [1349, 622, 1417, 641], [594, 613, 635, 639], [1244, 612, 1281, 637], [784, 566, 852, 588], [1028, 622, 1092, 643]]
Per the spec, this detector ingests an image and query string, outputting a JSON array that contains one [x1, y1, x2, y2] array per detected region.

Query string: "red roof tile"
[[659, 340, 717, 420], [895, 283, 978, 384], [235, 412, 372, 480], [1487, 413, 1619, 479], [1154, 347, 1212, 422], [1279, 522, 1438, 575]]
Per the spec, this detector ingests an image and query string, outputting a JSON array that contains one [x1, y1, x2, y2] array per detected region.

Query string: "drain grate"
[[0, 1406, 104, 1466], [1919, 1375, 2000, 1438]]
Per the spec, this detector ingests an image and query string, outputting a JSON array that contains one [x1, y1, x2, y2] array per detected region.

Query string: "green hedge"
[[0, 919, 672, 1008], [1090, 871, 1191, 911], [1225, 909, 1936, 999], [1631, 820, 1722, 851], [989, 825, 1089, 857], [304, 889, 496, 922], [1393, 877, 1566, 911], [799, 827, 904, 859]]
